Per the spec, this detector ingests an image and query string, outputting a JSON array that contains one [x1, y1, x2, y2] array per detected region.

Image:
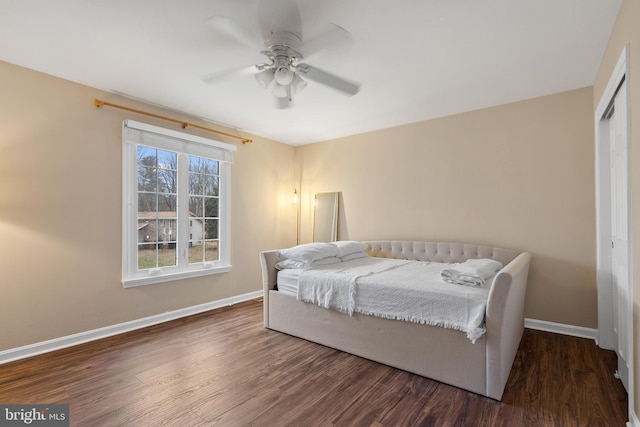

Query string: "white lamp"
[[274, 66, 294, 86], [272, 82, 290, 99], [254, 69, 274, 88], [291, 73, 307, 94]]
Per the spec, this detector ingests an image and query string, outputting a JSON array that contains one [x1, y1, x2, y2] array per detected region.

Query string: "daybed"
[[259, 240, 531, 400]]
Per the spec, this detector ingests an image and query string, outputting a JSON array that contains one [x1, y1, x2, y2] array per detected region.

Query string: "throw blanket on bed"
[[297, 258, 496, 343], [441, 258, 503, 287], [297, 257, 411, 315]]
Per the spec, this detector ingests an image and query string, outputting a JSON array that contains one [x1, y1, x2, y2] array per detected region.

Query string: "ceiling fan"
[[203, 0, 360, 108]]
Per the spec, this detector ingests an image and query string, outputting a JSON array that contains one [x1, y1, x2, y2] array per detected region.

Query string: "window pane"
[[136, 146, 178, 272], [138, 193, 157, 213], [158, 245, 177, 267], [189, 156, 218, 173], [157, 149, 177, 170], [187, 241, 218, 264], [189, 156, 219, 197], [158, 169, 177, 193], [189, 196, 203, 217], [158, 194, 177, 212], [204, 175, 219, 196], [138, 145, 156, 159], [138, 243, 157, 270], [188, 152, 218, 247], [189, 156, 202, 172], [157, 219, 176, 243], [209, 161, 219, 175], [189, 218, 204, 243], [137, 243, 176, 269], [205, 219, 219, 239], [138, 146, 156, 163], [137, 166, 157, 191], [188, 242, 203, 264], [137, 218, 157, 242], [203, 158, 217, 174], [205, 241, 219, 262], [189, 173, 203, 195], [204, 197, 219, 218]]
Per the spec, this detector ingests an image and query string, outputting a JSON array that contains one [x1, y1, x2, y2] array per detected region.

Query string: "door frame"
[[595, 43, 633, 407]]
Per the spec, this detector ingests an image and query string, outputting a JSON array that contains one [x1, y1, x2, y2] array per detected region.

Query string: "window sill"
[[122, 265, 232, 288]]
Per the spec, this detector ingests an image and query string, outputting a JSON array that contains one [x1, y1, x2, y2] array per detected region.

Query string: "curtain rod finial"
[[94, 99, 105, 108]]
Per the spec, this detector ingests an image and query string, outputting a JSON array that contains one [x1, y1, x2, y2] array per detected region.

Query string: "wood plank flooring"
[[0, 299, 628, 426]]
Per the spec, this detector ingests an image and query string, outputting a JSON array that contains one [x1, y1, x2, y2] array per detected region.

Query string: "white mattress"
[[276, 269, 303, 296]]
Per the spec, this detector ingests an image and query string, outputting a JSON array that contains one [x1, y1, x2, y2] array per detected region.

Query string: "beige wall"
[[296, 87, 597, 328], [592, 0, 640, 417], [0, 56, 602, 353], [0, 61, 296, 351]]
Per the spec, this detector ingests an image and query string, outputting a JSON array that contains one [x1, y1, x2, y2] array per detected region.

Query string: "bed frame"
[[259, 241, 531, 400]]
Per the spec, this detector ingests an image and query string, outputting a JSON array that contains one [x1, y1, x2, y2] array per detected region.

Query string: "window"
[[122, 120, 236, 287]]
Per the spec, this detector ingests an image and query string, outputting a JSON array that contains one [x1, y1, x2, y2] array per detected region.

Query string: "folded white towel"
[[441, 258, 503, 287]]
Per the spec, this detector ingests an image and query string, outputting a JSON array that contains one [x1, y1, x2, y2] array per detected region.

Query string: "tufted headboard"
[[363, 241, 521, 266]]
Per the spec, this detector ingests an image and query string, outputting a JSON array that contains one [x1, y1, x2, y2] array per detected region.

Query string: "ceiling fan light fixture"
[[274, 66, 294, 85], [291, 72, 307, 94], [255, 68, 274, 89], [272, 82, 289, 98]]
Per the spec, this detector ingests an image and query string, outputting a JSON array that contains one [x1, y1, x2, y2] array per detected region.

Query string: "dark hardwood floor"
[[0, 299, 628, 426]]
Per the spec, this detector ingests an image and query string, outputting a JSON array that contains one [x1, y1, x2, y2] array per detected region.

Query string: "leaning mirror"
[[313, 192, 339, 242]]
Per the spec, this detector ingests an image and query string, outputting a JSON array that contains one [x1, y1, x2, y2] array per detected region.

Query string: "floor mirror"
[[313, 192, 339, 242]]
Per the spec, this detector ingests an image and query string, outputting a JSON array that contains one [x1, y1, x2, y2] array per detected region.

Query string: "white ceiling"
[[0, 0, 621, 146]]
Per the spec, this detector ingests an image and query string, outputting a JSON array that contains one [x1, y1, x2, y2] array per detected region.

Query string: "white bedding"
[[276, 269, 302, 296], [279, 257, 495, 342]]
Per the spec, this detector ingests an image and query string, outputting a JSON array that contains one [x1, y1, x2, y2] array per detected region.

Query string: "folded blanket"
[[441, 258, 503, 287]]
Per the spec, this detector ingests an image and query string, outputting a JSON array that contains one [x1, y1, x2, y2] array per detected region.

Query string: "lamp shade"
[[272, 82, 289, 98], [291, 73, 307, 94], [255, 69, 275, 88], [274, 66, 294, 85]]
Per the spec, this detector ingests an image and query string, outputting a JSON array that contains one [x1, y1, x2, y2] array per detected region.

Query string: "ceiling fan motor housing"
[[260, 31, 304, 86], [264, 30, 302, 51]]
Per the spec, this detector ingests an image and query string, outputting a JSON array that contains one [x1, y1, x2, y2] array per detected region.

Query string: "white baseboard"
[[629, 409, 639, 427], [0, 290, 262, 365], [0, 307, 602, 366], [525, 318, 598, 341]]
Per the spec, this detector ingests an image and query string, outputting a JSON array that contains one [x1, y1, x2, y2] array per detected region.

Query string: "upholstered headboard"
[[363, 241, 521, 266]]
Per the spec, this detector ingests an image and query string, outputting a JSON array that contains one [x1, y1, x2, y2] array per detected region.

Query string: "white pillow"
[[275, 256, 342, 270], [340, 252, 369, 262], [275, 258, 307, 270], [334, 241, 368, 257], [311, 256, 342, 266], [278, 242, 340, 263]]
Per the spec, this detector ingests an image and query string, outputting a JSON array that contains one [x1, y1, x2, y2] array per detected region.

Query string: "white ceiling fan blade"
[[202, 65, 257, 85], [258, 0, 302, 40], [205, 16, 260, 49], [300, 24, 352, 58], [297, 64, 360, 96]]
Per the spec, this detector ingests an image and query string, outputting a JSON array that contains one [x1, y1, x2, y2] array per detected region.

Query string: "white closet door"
[[609, 82, 630, 392]]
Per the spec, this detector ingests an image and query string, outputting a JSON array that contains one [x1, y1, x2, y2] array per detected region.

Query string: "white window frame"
[[122, 120, 237, 287]]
